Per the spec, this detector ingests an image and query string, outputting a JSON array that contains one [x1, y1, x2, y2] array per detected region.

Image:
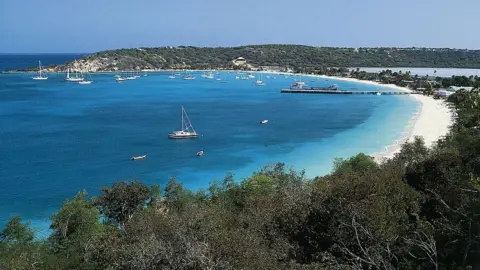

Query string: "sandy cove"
[[309, 75, 454, 161]]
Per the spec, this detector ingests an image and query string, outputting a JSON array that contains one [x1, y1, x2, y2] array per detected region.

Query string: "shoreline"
[[309, 74, 454, 161]]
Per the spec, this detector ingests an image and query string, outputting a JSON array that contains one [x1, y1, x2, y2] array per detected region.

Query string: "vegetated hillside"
[[1, 89, 480, 269], [36, 45, 480, 72]]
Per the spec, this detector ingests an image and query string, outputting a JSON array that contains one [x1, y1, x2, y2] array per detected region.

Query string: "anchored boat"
[[168, 106, 199, 139], [131, 154, 147, 160], [32, 61, 48, 80]]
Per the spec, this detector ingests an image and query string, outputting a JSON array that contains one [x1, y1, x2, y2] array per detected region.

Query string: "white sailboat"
[[183, 70, 195, 80], [65, 61, 84, 81], [116, 76, 127, 82], [169, 70, 176, 79], [77, 70, 93, 84], [125, 71, 136, 80], [168, 106, 199, 139], [32, 61, 48, 80], [202, 71, 214, 79], [255, 74, 265, 86]]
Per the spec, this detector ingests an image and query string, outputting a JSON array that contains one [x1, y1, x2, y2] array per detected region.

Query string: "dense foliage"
[[11, 45, 480, 72], [1, 89, 480, 269], [84, 46, 480, 69]]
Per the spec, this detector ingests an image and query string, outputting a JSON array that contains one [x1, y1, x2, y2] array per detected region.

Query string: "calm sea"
[[0, 55, 419, 235], [0, 53, 87, 71]]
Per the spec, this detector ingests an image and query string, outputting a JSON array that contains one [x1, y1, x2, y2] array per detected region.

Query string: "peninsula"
[[7, 45, 480, 72]]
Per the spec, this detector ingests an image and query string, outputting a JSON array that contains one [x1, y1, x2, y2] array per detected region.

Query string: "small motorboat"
[[376, 92, 382, 95], [260, 120, 269, 124], [131, 154, 147, 161], [196, 150, 204, 156]]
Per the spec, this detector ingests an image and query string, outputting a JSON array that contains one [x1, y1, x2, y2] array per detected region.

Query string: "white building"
[[436, 90, 454, 98], [232, 57, 247, 66]]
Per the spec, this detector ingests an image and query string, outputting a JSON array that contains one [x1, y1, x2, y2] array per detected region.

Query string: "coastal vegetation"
[[8, 45, 480, 72], [1, 89, 480, 269], [315, 67, 480, 95]]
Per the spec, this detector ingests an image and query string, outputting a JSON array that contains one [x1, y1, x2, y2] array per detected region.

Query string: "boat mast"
[[183, 108, 195, 133], [181, 106, 185, 131]]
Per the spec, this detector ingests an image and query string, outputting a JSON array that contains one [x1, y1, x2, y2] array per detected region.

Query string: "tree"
[[0, 216, 34, 243], [332, 153, 378, 175], [94, 180, 150, 228], [49, 190, 104, 268]]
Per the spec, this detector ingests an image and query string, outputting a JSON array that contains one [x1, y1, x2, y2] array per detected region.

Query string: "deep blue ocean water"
[[0, 53, 87, 71], [0, 55, 419, 235]]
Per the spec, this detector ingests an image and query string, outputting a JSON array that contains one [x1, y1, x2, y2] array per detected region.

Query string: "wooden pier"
[[281, 89, 421, 95]]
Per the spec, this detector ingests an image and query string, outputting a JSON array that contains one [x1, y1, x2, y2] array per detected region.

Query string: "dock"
[[280, 89, 421, 95]]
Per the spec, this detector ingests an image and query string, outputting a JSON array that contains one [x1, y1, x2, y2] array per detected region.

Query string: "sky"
[[0, 0, 478, 53]]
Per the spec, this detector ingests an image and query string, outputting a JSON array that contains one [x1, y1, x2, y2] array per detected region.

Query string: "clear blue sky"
[[1, 0, 478, 53]]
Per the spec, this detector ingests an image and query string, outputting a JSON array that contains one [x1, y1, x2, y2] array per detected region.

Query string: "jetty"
[[281, 89, 422, 95]]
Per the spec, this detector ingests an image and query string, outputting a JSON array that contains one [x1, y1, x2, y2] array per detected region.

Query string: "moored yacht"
[[65, 61, 84, 81], [255, 74, 266, 86], [168, 106, 199, 139], [183, 71, 195, 80], [77, 71, 93, 84], [32, 61, 48, 80]]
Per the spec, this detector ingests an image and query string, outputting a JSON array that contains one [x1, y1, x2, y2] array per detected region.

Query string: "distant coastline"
[[6, 44, 480, 73]]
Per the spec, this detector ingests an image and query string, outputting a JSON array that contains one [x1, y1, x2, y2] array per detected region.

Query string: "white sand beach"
[[313, 75, 454, 161], [371, 94, 453, 161]]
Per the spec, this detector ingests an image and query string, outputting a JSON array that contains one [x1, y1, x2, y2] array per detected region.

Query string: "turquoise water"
[[0, 71, 419, 234]]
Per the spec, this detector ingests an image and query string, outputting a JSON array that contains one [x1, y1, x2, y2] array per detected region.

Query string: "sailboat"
[[77, 70, 93, 84], [183, 70, 195, 80], [124, 70, 136, 80], [65, 61, 84, 81], [255, 74, 265, 86], [168, 106, 199, 139], [169, 70, 176, 79], [32, 61, 48, 80], [202, 71, 214, 79], [116, 76, 127, 82]]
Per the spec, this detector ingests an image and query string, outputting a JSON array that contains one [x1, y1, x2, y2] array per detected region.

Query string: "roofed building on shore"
[[232, 57, 247, 66], [436, 89, 454, 98]]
